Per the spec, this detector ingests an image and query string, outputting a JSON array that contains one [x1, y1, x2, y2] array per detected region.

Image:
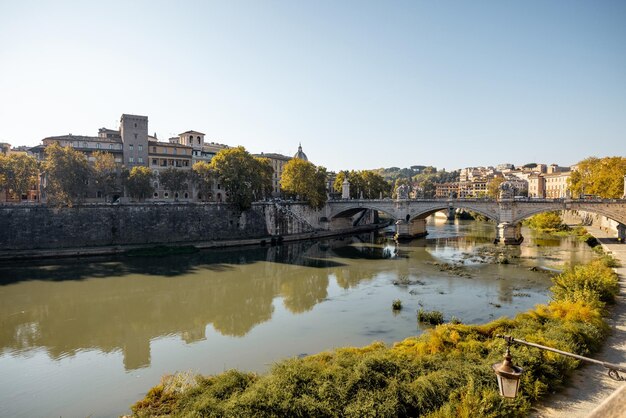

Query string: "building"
[[527, 171, 572, 198], [254, 153, 292, 197], [147, 137, 193, 200], [528, 174, 545, 198], [254, 145, 310, 197], [168, 130, 230, 201], [544, 171, 571, 198], [293, 143, 308, 161], [435, 182, 460, 198]]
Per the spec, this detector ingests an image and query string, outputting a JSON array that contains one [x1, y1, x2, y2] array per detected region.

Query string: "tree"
[[487, 176, 505, 199], [0, 153, 39, 202], [44, 142, 91, 206], [159, 168, 189, 200], [192, 161, 215, 201], [568, 157, 626, 198], [124, 166, 155, 201], [210, 146, 271, 210], [92, 151, 120, 202], [392, 178, 412, 199], [280, 158, 328, 208], [253, 157, 273, 201], [526, 211, 566, 230]]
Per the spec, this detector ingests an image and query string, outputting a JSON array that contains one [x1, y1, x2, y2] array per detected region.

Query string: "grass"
[[392, 299, 402, 311], [131, 255, 619, 418]]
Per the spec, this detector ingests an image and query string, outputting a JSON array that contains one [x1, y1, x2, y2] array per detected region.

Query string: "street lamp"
[[493, 334, 626, 399], [492, 344, 523, 398]]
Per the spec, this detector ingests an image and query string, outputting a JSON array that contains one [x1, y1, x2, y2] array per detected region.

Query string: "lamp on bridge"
[[492, 335, 626, 399]]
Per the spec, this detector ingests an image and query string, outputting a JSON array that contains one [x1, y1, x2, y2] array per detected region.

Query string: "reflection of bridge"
[[313, 198, 626, 244]]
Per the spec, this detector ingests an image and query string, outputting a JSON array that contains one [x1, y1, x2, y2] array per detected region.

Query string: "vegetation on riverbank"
[[524, 212, 568, 232], [131, 255, 619, 418]]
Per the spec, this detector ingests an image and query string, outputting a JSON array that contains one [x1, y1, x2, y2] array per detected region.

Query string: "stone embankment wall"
[[563, 210, 620, 235], [0, 203, 297, 251]]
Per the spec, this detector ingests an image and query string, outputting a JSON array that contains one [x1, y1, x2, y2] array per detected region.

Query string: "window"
[[197, 138, 201, 145], [129, 144, 134, 150], [153, 182, 159, 188], [129, 157, 134, 163], [152, 159, 157, 165], [153, 170, 158, 176], [184, 192, 189, 199], [152, 146, 157, 152], [153, 192, 159, 198], [109, 144, 113, 150], [173, 148, 177, 155], [134, 123, 137, 128], [164, 192, 169, 198], [163, 148, 167, 154], [138, 145, 143, 151], [138, 157, 143, 163]]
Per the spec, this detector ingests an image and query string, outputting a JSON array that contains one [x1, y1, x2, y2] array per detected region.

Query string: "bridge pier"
[[495, 222, 523, 245], [395, 218, 428, 241], [447, 207, 455, 220]]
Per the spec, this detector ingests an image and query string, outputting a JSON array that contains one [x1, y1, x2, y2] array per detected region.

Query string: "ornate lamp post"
[[493, 335, 626, 399]]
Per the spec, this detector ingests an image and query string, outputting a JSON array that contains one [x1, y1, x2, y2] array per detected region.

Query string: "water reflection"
[[0, 234, 414, 370], [0, 220, 597, 374], [0, 219, 599, 418]]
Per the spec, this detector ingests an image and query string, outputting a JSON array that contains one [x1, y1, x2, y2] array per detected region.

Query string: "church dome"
[[293, 143, 308, 161]]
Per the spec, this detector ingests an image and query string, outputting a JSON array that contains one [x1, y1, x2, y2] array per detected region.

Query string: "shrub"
[[417, 309, 444, 325], [131, 257, 619, 418], [392, 299, 402, 310], [525, 212, 568, 231]]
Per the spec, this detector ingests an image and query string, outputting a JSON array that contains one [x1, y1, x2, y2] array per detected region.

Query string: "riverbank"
[[0, 222, 389, 262], [129, 246, 620, 417], [531, 225, 626, 418]]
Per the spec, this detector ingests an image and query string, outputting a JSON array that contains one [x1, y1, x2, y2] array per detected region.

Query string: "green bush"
[[392, 299, 402, 310], [525, 212, 568, 231], [132, 256, 619, 418], [417, 309, 445, 325]]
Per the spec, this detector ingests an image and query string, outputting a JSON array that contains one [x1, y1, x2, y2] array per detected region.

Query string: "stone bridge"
[[317, 198, 626, 244]]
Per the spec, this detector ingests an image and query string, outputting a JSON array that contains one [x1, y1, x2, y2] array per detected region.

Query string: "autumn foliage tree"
[[159, 167, 189, 200], [0, 153, 39, 202], [568, 156, 626, 198], [124, 166, 155, 201], [487, 176, 505, 199], [92, 151, 121, 202], [333, 170, 390, 199], [192, 161, 215, 201], [43, 143, 91, 206], [281, 158, 328, 208], [210, 146, 273, 210]]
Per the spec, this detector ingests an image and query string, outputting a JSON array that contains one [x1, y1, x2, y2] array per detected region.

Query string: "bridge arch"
[[511, 205, 626, 225], [409, 205, 499, 223], [330, 205, 398, 221]]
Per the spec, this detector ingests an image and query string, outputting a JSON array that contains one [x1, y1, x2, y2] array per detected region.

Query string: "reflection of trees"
[[0, 235, 396, 370], [281, 272, 329, 313]]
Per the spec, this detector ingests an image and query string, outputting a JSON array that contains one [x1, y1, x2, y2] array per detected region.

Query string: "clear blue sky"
[[1, 0, 624, 171]]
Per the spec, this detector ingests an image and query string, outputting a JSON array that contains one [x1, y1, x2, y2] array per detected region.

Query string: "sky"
[[0, 0, 624, 172]]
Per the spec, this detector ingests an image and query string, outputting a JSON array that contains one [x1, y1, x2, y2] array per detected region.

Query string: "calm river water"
[[0, 218, 595, 417]]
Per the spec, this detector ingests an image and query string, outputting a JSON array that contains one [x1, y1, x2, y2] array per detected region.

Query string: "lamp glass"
[[496, 373, 520, 398]]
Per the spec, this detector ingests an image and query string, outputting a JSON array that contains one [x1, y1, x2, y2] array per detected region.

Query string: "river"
[[0, 218, 596, 418]]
